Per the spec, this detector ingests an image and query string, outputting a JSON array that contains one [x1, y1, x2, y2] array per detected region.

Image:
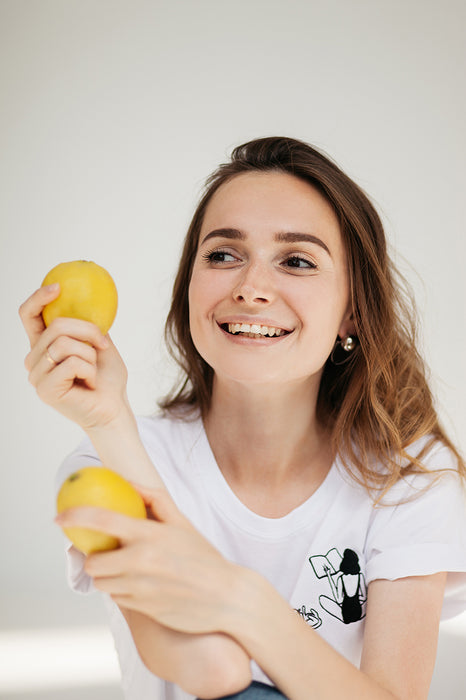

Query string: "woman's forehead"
[[201, 170, 343, 248]]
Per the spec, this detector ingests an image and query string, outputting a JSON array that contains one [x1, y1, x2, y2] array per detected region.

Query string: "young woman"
[[20, 137, 466, 700]]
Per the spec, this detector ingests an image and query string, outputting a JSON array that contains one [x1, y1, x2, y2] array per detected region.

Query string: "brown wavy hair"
[[159, 136, 464, 498]]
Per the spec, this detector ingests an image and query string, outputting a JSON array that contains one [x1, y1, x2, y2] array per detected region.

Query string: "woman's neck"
[[203, 377, 334, 516]]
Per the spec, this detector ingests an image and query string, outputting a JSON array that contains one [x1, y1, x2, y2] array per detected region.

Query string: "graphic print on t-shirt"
[[295, 603, 323, 629], [296, 547, 367, 627], [310, 547, 367, 624]]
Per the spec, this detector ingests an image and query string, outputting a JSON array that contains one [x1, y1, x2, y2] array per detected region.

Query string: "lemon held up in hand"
[[41, 260, 118, 335], [56, 467, 147, 554]]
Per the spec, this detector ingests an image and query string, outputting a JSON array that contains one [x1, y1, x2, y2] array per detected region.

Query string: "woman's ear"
[[338, 310, 357, 340]]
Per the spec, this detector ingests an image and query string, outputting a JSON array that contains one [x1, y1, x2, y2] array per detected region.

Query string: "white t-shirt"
[[57, 413, 466, 700]]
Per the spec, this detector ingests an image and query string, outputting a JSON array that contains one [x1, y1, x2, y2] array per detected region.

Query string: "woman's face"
[[188, 171, 354, 388]]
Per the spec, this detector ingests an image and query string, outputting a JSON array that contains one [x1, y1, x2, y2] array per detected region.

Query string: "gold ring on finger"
[[45, 347, 57, 367]]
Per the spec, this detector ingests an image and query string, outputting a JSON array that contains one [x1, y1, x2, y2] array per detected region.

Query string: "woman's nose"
[[232, 262, 275, 305]]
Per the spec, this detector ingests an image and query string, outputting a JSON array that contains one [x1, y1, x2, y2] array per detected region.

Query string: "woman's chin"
[[211, 365, 319, 392]]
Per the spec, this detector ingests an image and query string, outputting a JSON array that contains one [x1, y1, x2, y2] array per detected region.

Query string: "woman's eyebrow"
[[200, 228, 245, 245], [200, 228, 331, 256], [275, 231, 331, 256]]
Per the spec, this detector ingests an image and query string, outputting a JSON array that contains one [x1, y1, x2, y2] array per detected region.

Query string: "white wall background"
[[1, 0, 465, 697]]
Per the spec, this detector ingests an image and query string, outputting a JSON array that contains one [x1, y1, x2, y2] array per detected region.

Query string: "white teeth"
[[226, 323, 287, 337]]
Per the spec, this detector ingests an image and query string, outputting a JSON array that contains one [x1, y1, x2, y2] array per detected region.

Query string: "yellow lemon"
[[42, 260, 118, 335], [56, 466, 146, 554]]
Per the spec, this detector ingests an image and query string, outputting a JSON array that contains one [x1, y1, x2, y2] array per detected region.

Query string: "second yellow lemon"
[[56, 466, 147, 554]]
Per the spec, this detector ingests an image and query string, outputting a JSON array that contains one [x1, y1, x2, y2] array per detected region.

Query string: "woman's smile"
[[218, 320, 293, 343], [217, 315, 294, 340], [225, 323, 287, 338]]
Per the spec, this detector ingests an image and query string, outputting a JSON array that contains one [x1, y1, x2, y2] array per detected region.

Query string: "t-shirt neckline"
[[187, 416, 342, 539]]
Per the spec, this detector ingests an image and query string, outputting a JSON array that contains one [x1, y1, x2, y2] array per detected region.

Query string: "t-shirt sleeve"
[[364, 444, 466, 620], [55, 436, 104, 594]]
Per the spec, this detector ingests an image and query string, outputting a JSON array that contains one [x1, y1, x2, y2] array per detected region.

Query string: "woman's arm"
[[83, 409, 166, 488], [121, 610, 251, 699], [359, 574, 446, 699], [225, 569, 446, 700], [325, 567, 341, 603], [58, 488, 252, 697], [67, 420, 253, 697]]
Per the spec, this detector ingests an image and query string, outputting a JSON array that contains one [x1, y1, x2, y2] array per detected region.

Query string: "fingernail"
[[45, 283, 59, 292], [100, 336, 109, 348]]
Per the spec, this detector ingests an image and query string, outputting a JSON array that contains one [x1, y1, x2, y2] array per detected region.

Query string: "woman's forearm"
[[225, 568, 396, 700], [84, 406, 165, 488]]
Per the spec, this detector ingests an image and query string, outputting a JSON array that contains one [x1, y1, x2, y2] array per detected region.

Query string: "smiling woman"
[[19, 137, 466, 700]]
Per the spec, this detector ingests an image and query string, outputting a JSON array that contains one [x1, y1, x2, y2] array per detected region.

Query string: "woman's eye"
[[283, 256, 317, 270], [202, 249, 237, 264]]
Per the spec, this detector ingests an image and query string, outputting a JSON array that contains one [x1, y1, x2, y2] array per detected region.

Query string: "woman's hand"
[[19, 285, 129, 431], [56, 485, 241, 636], [57, 487, 253, 697]]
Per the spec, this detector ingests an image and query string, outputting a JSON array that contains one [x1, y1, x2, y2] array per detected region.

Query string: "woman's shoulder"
[[377, 434, 465, 507], [406, 433, 460, 466], [338, 433, 464, 508], [402, 434, 462, 486]]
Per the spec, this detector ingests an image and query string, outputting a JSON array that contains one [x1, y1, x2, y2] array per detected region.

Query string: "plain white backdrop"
[[1, 1, 465, 697]]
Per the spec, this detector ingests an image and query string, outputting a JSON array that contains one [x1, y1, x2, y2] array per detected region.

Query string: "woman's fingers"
[[132, 484, 193, 528], [19, 285, 60, 348], [91, 575, 136, 598], [32, 354, 98, 398], [28, 336, 98, 377], [85, 543, 161, 589], [25, 317, 108, 369], [85, 548, 131, 579], [141, 486, 179, 519], [24, 318, 109, 395], [56, 506, 148, 545], [25, 322, 105, 397]]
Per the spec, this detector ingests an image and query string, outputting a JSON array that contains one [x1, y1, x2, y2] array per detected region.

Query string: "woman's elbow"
[[191, 669, 252, 699], [181, 643, 252, 699]]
